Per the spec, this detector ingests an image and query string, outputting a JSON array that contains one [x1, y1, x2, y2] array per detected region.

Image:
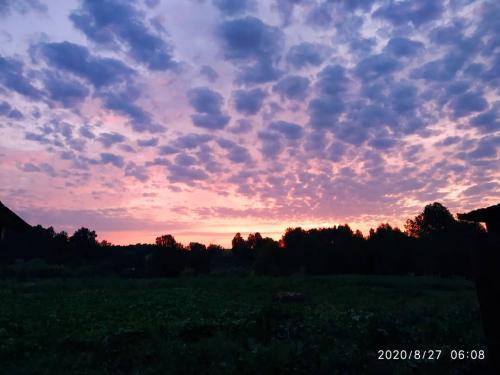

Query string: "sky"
[[0, 0, 499, 246]]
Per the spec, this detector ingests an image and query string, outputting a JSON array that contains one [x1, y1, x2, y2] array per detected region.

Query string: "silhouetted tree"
[[147, 234, 184, 277], [51, 230, 70, 262], [368, 224, 412, 274], [282, 227, 308, 273], [247, 232, 263, 250], [1, 200, 488, 279], [70, 227, 98, 260], [406, 202, 483, 276], [405, 202, 455, 238], [231, 232, 253, 266], [253, 237, 283, 275], [156, 234, 177, 248], [188, 242, 210, 274], [207, 244, 224, 257]]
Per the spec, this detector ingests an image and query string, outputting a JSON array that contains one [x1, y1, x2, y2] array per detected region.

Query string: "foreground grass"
[[0, 275, 488, 374]]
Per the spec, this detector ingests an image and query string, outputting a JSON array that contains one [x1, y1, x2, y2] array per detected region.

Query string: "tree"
[[231, 233, 253, 265], [253, 237, 283, 275], [368, 224, 412, 274], [207, 244, 224, 256], [156, 234, 177, 248], [147, 234, 184, 277], [70, 227, 98, 259], [231, 233, 246, 250], [405, 202, 455, 238], [281, 227, 308, 272], [51, 231, 70, 262], [188, 242, 210, 274], [247, 232, 263, 250], [404, 202, 483, 276]]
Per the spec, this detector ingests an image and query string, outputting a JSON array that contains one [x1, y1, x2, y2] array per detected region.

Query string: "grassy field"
[[0, 275, 489, 374]]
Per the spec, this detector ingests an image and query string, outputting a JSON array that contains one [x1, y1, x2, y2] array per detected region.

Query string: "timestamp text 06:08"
[[377, 349, 486, 360]]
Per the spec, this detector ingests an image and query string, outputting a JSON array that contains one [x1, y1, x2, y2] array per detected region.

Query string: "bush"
[[4, 259, 71, 280]]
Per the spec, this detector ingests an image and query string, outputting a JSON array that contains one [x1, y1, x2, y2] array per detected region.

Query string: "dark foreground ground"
[[0, 275, 490, 374]]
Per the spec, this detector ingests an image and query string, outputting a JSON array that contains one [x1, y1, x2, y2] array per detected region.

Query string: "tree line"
[[0, 202, 486, 279]]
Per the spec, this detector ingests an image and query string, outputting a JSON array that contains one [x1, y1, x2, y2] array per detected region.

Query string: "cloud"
[[228, 119, 253, 134], [99, 152, 125, 168], [25, 131, 50, 145], [187, 87, 225, 115], [216, 138, 252, 163], [78, 125, 95, 139], [137, 137, 159, 147], [232, 88, 266, 115], [286, 42, 331, 69], [450, 91, 488, 118], [470, 107, 500, 133], [411, 52, 466, 81], [306, 2, 333, 29], [218, 16, 284, 85], [258, 130, 282, 159], [200, 65, 219, 82], [173, 133, 213, 149], [355, 54, 401, 81], [167, 164, 209, 183], [100, 88, 163, 133], [436, 136, 461, 147], [19, 162, 57, 177], [446, 81, 470, 96], [70, 0, 176, 71], [219, 16, 284, 62], [316, 65, 349, 96], [368, 136, 397, 150], [97, 132, 126, 148], [463, 182, 499, 197], [187, 87, 230, 129], [0, 0, 47, 17], [0, 101, 24, 119], [373, 0, 444, 27], [235, 59, 283, 85], [390, 82, 418, 113], [144, 0, 160, 8], [212, 0, 255, 16], [0, 55, 42, 100], [37, 41, 135, 88], [19, 206, 181, 233], [2, 0, 499, 237], [124, 161, 148, 181], [42, 72, 90, 107], [384, 37, 424, 57], [308, 96, 345, 129], [304, 130, 328, 154], [174, 153, 197, 167], [158, 145, 178, 155], [429, 22, 481, 56], [19, 162, 40, 172], [349, 37, 376, 56], [467, 137, 499, 159], [191, 113, 230, 130], [273, 75, 309, 100], [269, 121, 304, 140], [325, 140, 347, 162]]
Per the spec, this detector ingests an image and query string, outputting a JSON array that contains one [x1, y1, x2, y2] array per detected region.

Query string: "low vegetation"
[[0, 275, 487, 374]]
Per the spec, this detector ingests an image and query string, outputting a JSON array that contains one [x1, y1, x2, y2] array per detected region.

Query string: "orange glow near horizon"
[[0, 0, 498, 252], [98, 217, 406, 247]]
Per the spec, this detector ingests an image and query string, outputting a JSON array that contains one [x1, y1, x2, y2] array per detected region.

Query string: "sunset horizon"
[[1, 1, 500, 372], [1, 0, 499, 246]]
